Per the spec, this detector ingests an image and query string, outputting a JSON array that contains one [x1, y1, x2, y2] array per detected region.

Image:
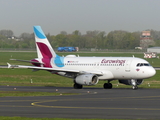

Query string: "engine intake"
[[75, 74, 99, 85]]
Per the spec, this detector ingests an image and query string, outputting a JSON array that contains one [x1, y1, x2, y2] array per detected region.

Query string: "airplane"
[[7, 26, 156, 90]]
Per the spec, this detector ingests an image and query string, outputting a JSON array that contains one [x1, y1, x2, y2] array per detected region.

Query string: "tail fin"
[[33, 26, 56, 59]]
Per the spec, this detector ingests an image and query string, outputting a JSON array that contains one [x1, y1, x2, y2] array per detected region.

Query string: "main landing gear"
[[73, 83, 83, 89], [103, 83, 113, 89], [73, 82, 113, 89]]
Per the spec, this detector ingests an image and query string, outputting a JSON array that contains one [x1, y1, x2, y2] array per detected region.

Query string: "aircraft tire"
[[73, 83, 83, 89], [103, 83, 112, 89], [132, 86, 138, 90]]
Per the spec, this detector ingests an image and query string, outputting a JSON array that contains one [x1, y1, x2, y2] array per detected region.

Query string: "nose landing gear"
[[131, 79, 138, 90]]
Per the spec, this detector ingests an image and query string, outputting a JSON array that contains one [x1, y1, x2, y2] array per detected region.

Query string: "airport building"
[[140, 31, 155, 49], [147, 47, 160, 53]]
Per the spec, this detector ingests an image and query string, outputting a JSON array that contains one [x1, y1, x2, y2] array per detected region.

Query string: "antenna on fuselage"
[[132, 55, 135, 58]]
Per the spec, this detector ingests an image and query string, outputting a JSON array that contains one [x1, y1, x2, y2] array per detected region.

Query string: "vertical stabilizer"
[[33, 26, 56, 59]]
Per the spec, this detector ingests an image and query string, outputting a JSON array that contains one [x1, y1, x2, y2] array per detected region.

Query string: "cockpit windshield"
[[136, 63, 151, 67]]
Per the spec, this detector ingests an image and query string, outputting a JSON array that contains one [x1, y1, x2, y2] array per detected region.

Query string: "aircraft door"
[[125, 60, 132, 72]]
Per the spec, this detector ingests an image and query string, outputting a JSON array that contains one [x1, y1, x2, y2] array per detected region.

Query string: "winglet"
[[7, 63, 18, 68], [7, 63, 11, 68]]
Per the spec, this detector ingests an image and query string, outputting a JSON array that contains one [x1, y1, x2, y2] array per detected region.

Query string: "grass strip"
[[0, 116, 129, 120], [0, 91, 78, 97]]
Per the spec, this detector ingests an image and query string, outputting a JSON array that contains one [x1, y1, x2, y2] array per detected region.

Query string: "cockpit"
[[136, 63, 151, 67]]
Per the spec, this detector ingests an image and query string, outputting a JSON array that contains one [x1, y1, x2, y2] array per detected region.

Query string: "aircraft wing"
[[7, 63, 103, 76]]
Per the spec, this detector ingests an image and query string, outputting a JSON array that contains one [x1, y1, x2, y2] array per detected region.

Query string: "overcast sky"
[[0, 0, 160, 36]]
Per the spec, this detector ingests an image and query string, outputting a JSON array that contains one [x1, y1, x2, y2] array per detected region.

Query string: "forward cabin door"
[[125, 60, 132, 72]]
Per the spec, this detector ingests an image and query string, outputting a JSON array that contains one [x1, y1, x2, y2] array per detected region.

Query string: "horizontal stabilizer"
[[10, 59, 43, 64]]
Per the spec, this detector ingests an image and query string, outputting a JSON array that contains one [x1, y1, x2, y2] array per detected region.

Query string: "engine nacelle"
[[75, 74, 99, 85], [119, 79, 143, 85]]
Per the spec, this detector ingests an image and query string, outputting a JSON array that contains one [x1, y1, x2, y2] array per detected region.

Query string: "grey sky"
[[0, 0, 160, 36]]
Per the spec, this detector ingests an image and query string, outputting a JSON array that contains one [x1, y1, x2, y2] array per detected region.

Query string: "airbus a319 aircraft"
[[8, 26, 156, 90]]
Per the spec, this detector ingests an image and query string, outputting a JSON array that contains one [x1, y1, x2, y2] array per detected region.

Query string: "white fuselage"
[[51, 56, 156, 80]]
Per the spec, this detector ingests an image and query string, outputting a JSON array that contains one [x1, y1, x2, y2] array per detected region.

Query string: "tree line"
[[0, 29, 160, 50]]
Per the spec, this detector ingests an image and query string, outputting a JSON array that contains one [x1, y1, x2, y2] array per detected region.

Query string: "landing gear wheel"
[[132, 86, 138, 90], [74, 83, 83, 89], [103, 83, 113, 89]]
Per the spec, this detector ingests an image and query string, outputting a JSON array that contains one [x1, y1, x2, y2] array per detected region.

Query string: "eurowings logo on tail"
[[34, 26, 55, 59], [34, 26, 64, 67], [54, 55, 64, 67], [34, 26, 46, 39]]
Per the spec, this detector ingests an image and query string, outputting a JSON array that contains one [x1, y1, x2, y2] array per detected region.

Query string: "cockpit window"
[[136, 63, 151, 67], [144, 63, 150, 66], [137, 63, 140, 66]]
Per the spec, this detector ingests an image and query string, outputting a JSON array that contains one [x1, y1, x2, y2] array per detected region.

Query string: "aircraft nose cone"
[[149, 68, 156, 77]]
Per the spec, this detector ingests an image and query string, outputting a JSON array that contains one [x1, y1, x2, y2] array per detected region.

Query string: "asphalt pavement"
[[0, 86, 160, 119]]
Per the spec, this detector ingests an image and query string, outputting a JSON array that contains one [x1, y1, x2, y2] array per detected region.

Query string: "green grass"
[[0, 68, 73, 87], [0, 117, 126, 120], [0, 68, 159, 89], [0, 91, 77, 97]]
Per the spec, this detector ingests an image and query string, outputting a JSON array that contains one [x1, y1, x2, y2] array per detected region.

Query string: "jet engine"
[[119, 79, 143, 85], [75, 74, 99, 85]]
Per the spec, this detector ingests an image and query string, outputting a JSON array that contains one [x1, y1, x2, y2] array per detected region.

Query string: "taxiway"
[[0, 86, 160, 119]]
